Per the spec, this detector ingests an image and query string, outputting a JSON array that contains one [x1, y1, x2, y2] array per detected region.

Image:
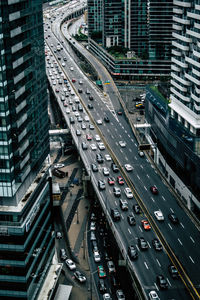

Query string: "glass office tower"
[[0, 1, 54, 299]]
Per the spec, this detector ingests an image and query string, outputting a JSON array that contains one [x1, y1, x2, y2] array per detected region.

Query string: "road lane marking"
[[190, 236, 195, 243], [189, 256, 194, 263], [125, 130, 127, 133], [128, 134, 130, 138], [115, 200, 117, 205], [140, 165, 143, 169], [178, 238, 182, 245], [129, 148, 132, 152], [121, 214, 124, 219], [134, 143, 137, 147], [120, 149, 123, 153], [144, 186, 147, 191], [128, 228, 131, 234], [144, 262, 149, 269], [162, 196, 166, 201], [151, 197, 155, 203], [139, 226, 142, 232], [156, 259, 161, 267], [125, 156, 128, 161], [135, 157, 138, 160], [137, 174, 140, 180], [131, 139, 134, 142], [180, 222, 184, 228], [147, 174, 150, 178], [111, 122, 113, 125]]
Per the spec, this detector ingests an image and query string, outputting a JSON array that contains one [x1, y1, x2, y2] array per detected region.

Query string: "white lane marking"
[[125, 130, 127, 133], [115, 200, 117, 205], [111, 135, 114, 139], [178, 238, 183, 246], [168, 223, 172, 230], [189, 256, 195, 263], [139, 226, 143, 232], [147, 241, 151, 248], [120, 149, 123, 153], [137, 174, 140, 180], [147, 174, 150, 178], [125, 156, 128, 161], [134, 143, 137, 147], [190, 236, 195, 243], [121, 214, 124, 219], [144, 262, 149, 269], [129, 148, 132, 152], [128, 134, 130, 138], [170, 207, 174, 213], [154, 283, 159, 291], [156, 259, 161, 267], [119, 134, 122, 138], [122, 126, 124, 129], [162, 196, 166, 201], [140, 165, 143, 169], [111, 122, 113, 125], [131, 139, 134, 142], [180, 222, 184, 228], [151, 197, 155, 203], [107, 129, 110, 133], [135, 157, 138, 161], [115, 142, 118, 146], [128, 228, 131, 234], [144, 186, 147, 191], [167, 278, 171, 287], [115, 128, 117, 131]]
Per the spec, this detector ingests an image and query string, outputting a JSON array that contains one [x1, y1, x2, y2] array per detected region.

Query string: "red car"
[[150, 185, 158, 194], [108, 177, 115, 185], [72, 78, 76, 83], [86, 134, 92, 141], [63, 101, 68, 107], [117, 111, 122, 115], [117, 176, 124, 185], [55, 88, 59, 93], [141, 220, 151, 231]]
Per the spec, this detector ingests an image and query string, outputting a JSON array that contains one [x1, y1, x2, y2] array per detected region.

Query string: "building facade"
[[87, 0, 103, 39], [0, 1, 54, 299], [170, 0, 200, 155]]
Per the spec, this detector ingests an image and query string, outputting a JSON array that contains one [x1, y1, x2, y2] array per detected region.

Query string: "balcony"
[[174, 0, 191, 8], [171, 57, 188, 68], [173, 8, 183, 14], [172, 24, 182, 31], [172, 32, 192, 43], [173, 16, 190, 25], [172, 40, 189, 51], [171, 79, 187, 92], [187, 12, 200, 20], [191, 92, 200, 103], [172, 49, 181, 56], [185, 73, 200, 85], [186, 29, 200, 39], [171, 72, 191, 86]]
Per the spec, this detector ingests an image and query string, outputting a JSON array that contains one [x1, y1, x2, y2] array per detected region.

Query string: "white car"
[[154, 210, 164, 221], [119, 141, 126, 147], [74, 112, 80, 117], [90, 221, 96, 230], [149, 290, 160, 300], [98, 142, 105, 150], [93, 250, 101, 262], [95, 135, 100, 141], [62, 62, 66, 67], [84, 115, 90, 122], [65, 108, 70, 114], [103, 294, 112, 300], [103, 167, 109, 176], [53, 80, 56, 85], [65, 259, 76, 270], [138, 150, 144, 157], [124, 164, 133, 172], [96, 119, 102, 125], [71, 91, 75, 96], [90, 144, 97, 151], [105, 154, 111, 161], [54, 163, 65, 169], [124, 187, 133, 199], [70, 66, 74, 71]]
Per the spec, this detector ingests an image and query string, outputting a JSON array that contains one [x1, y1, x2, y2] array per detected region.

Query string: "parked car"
[[107, 260, 116, 273], [65, 259, 76, 270]]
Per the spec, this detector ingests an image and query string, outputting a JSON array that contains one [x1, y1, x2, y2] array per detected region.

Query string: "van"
[[52, 168, 66, 178]]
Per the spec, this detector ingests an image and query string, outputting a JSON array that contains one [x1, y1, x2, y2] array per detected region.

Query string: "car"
[[117, 111, 122, 115], [90, 221, 96, 231], [98, 180, 106, 190], [63, 57, 67, 61], [119, 199, 128, 211], [138, 150, 144, 157], [98, 142, 105, 150], [119, 141, 126, 147], [86, 89, 90, 94], [74, 111, 79, 117], [138, 237, 148, 250], [62, 62, 65, 67], [156, 275, 168, 289], [116, 289, 125, 300], [93, 250, 101, 262], [72, 78, 76, 83], [117, 176, 124, 185], [86, 134, 92, 141], [111, 208, 121, 221], [65, 108, 70, 114], [154, 210, 164, 221], [128, 245, 138, 260], [81, 123, 86, 130], [107, 260, 116, 273], [96, 119, 103, 125], [149, 290, 160, 300], [103, 293, 112, 300], [168, 264, 179, 278], [124, 164, 133, 172], [77, 116, 83, 122], [89, 95, 94, 100], [88, 103, 93, 109], [133, 204, 141, 214], [84, 115, 90, 122], [90, 144, 97, 151], [60, 248, 67, 260], [69, 117, 74, 124], [124, 187, 133, 199], [104, 250, 110, 261], [95, 134, 101, 141], [90, 213, 96, 221], [76, 129, 81, 136], [74, 270, 86, 283], [111, 163, 119, 173], [127, 215, 136, 225], [54, 163, 65, 169], [108, 177, 115, 185], [56, 231, 62, 239], [168, 213, 179, 224], [78, 88, 82, 93], [89, 123, 95, 130], [150, 185, 159, 194], [152, 238, 163, 251], [104, 116, 110, 122], [103, 167, 109, 176], [113, 187, 121, 197], [96, 153, 104, 163], [72, 105, 76, 112], [79, 80, 83, 84], [65, 259, 76, 270], [82, 142, 88, 150], [141, 220, 151, 230], [78, 104, 83, 111], [98, 265, 106, 278], [98, 279, 107, 294], [90, 231, 96, 241], [92, 240, 98, 252], [105, 154, 111, 161], [70, 66, 74, 71]]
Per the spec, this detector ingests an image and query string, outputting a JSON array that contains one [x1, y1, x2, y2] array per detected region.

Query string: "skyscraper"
[[0, 1, 54, 299], [170, 0, 200, 154]]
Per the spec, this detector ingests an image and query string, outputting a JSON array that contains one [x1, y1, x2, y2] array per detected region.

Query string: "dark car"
[[156, 275, 168, 289], [78, 104, 83, 111], [96, 153, 104, 164], [98, 180, 106, 190], [78, 88, 82, 93], [111, 208, 121, 221], [150, 185, 159, 194], [91, 163, 98, 172], [89, 95, 94, 100], [127, 215, 136, 225], [168, 213, 179, 224], [128, 245, 138, 260], [111, 163, 119, 173], [104, 116, 110, 123], [104, 250, 110, 261], [138, 237, 148, 250], [69, 116, 75, 124], [152, 238, 163, 251], [133, 204, 141, 214], [98, 279, 107, 293], [88, 103, 93, 109], [168, 264, 179, 278], [82, 142, 88, 150]]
